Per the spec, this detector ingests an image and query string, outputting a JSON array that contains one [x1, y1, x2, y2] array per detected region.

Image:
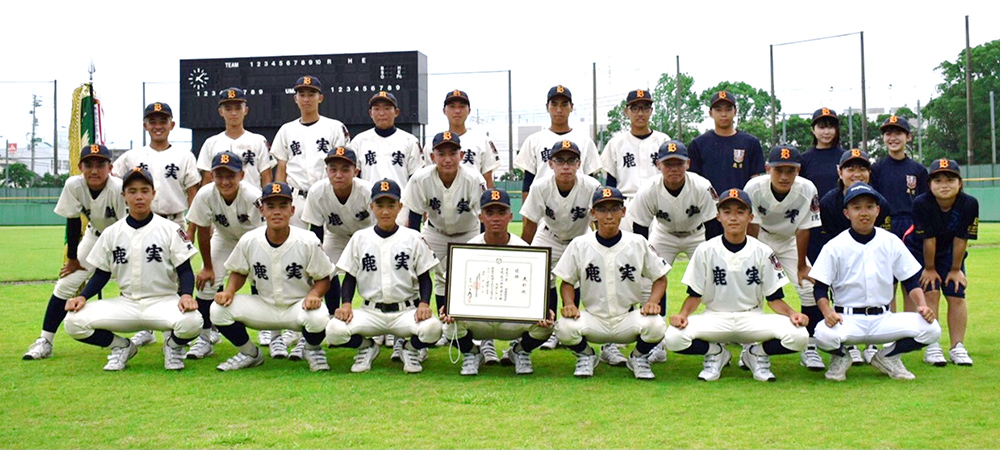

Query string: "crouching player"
[[553, 187, 670, 379], [211, 182, 334, 372], [811, 182, 941, 380], [664, 189, 809, 381], [326, 179, 443, 373]]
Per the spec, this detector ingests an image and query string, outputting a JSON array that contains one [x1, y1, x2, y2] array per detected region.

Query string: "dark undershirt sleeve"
[[176, 260, 195, 296], [407, 212, 422, 231], [78, 269, 111, 299], [522, 172, 535, 193], [901, 272, 921, 293], [341, 273, 357, 306], [66, 218, 82, 260], [686, 286, 702, 298], [765, 288, 785, 302], [633, 223, 649, 239], [606, 174, 618, 188], [418, 272, 432, 305], [813, 281, 830, 302], [310, 225, 324, 244]]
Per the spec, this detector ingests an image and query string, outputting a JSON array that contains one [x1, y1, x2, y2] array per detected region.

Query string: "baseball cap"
[[710, 91, 737, 108], [211, 151, 243, 172], [626, 89, 653, 105], [371, 178, 402, 201], [880, 115, 911, 134], [369, 91, 398, 108], [550, 140, 581, 159], [767, 145, 802, 166], [293, 75, 323, 92], [143, 102, 172, 118], [843, 182, 884, 206], [444, 89, 470, 106], [656, 140, 689, 162], [219, 87, 247, 104], [718, 188, 752, 209], [547, 85, 572, 103], [839, 148, 871, 167], [261, 182, 294, 201], [480, 188, 511, 209], [324, 146, 358, 166], [928, 159, 961, 178], [123, 166, 155, 190], [80, 143, 112, 162], [432, 131, 462, 150], [811, 107, 839, 125], [592, 186, 626, 207]]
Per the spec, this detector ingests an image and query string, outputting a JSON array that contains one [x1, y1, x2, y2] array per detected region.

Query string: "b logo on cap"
[[133, 167, 143, 173], [335, 147, 345, 156], [851, 149, 861, 157], [556, 86, 565, 94], [668, 142, 677, 152], [561, 140, 572, 150], [718, 91, 727, 99], [220, 154, 230, 164], [781, 148, 791, 159], [940, 160, 950, 168], [491, 190, 501, 201], [822, 107, 830, 116], [443, 131, 452, 140], [303, 76, 312, 85], [637, 90, 646, 98], [452, 89, 462, 97], [380, 181, 390, 192], [271, 184, 282, 194], [89, 144, 100, 154], [602, 189, 613, 198], [227, 90, 236, 99], [378, 91, 388, 98], [153, 103, 162, 112], [889, 115, 898, 124], [728, 189, 740, 199]]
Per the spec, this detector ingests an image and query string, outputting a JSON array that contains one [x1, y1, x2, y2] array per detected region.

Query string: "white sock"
[[40, 331, 55, 343]]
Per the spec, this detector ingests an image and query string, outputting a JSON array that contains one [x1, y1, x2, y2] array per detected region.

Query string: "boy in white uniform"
[[600, 89, 671, 206], [197, 87, 275, 189], [63, 167, 202, 371], [23, 144, 126, 360], [211, 182, 335, 372], [437, 90, 500, 187], [353, 91, 424, 190]]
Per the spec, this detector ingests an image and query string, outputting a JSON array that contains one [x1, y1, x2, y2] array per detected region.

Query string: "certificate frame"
[[445, 243, 551, 323]]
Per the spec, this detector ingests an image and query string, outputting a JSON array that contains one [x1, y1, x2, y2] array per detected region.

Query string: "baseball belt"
[[364, 300, 416, 313], [835, 305, 889, 315], [668, 223, 704, 238]]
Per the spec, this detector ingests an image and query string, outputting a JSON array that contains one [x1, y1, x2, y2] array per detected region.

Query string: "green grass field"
[[2, 224, 999, 449]]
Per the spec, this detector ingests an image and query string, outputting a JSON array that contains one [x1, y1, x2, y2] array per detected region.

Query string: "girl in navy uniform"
[[800, 107, 846, 197]]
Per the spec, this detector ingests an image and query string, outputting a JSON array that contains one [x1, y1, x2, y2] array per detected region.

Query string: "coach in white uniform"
[[437, 89, 501, 187], [196, 87, 275, 189], [64, 167, 202, 371]]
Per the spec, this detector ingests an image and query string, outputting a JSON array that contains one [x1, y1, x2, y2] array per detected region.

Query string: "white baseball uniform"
[[112, 146, 200, 225], [300, 177, 375, 264], [325, 226, 442, 346], [520, 173, 602, 273], [662, 236, 808, 352], [810, 228, 941, 350], [423, 128, 501, 180], [196, 130, 275, 189], [600, 130, 671, 199], [552, 231, 670, 346], [210, 226, 334, 334], [744, 175, 821, 306], [402, 164, 487, 296], [270, 116, 350, 228], [52, 175, 127, 300], [628, 171, 717, 265], [353, 127, 424, 188], [64, 215, 202, 340], [185, 181, 264, 300], [514, 128, 601, 180]]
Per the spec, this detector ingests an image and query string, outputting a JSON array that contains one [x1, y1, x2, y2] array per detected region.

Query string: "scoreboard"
[[179, 51, 427, 154]]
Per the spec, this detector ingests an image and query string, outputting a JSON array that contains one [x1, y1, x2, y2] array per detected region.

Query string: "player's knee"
[[554, 320, 581, 345], [661, 326, 689, 352], [782, 326, 810, 352], [417, 317, 443, 343], [325, 319, 351, 346], [916, 320, 942, 344], [302, 308, 330, 334], [174, 312, 204, 339], [209, 302, 235, 326], [527, 324, 553, 341], [639, 315, 667, 342], [812, 324, 840, 351], [63, 313, 91, 339]]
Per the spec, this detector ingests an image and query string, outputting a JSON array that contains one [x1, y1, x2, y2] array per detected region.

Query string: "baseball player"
[[687, 90, 765, 240], [62, 167, 202, 371], [904, 159, 978, 366], [112, 102, 200, 347], [197, 87, 275, 189], [325, 179, 443, 374], [184, 151, 264, 360], [271, 75, 351, 229], [23, 144, 126, 360], [553, 186, 670, 379], [514, 85, 601, 197], [353, 91, 424, 190], [810, 182, 941, 381], [663, 188, 809, 381], [211, 182, 334, 372], [744, 145, 823, 371], [438, 188, 555, 375], [437, 89, 501, 188]]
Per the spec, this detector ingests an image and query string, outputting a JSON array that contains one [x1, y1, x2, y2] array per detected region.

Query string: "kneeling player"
[[211, 182, 334, 372], [663, 189, 809, 382], [553, 187, 670, 379], [63, 167, 202, 371], [325, 179, 443, 373], [811, 183, 941, 381]]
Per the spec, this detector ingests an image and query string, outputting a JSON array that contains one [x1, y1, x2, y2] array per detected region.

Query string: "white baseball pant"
[[422, 226, 479, 297], [662, 310, 809, 352], [209, 295, 330, 334], [758, 229, 815, 306], [195, 235, 238, 301], [450, 320, 553, 342], [814, 312, 941, 351], [64, 295, 203, 340], [53, 230, 99, 300], [555, 310, 666, 346], [325, 305, 443, 346]]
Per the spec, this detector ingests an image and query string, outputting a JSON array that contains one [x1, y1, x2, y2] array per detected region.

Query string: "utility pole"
[[917, 100, 923, 161], [30, 94, 41, 173], [53, 80, 58, 175], [965, 16, 974, 165]]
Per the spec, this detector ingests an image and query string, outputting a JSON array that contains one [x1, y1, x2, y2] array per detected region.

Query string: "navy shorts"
[[889, 215, 914, 240], [913, 252, 968, 298]]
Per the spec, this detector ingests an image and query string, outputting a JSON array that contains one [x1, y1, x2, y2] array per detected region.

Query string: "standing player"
[[211, 182, 334, 372], [197, 87, 274, 189], [601, 89, 671, 199], [800, 107, 846, 198], [905, 159, 978, 366], [553, 187, 670, 379], [514, 85, 601, 197], [439, 89, 500, 188], [62, 167, 202, 371], [811, 182, 941, 381], [184, 151, 264, 360], [325, 179, 443, 374], [663, 189, 809, 381], [687, 90, 765, 239], [23, 144, 126, 360], [353, 91, 424, 189], [743, 145, 823, 370]]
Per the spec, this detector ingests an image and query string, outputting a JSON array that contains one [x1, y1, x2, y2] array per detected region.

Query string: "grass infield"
[[1, 224, 998, 449]]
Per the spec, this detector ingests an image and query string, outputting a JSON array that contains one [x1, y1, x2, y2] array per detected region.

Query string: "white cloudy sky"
[[1, 0, 997, 173]]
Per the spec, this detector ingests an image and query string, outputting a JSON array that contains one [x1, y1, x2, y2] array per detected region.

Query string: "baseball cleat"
[[304, 347, 330, 372], [862, 345, 879, 364], [825, 353, 851, 381], [281, 330, 301, 346], [418, 347, 428, 362], [599, 343, 628, 367], [573, 352, 600, 378], [480, 340, 500, 365], [740, 345, 776, 382], [217, 350, 264, 371], [385, 334, 396, 347], [163, 343, 186, 370], [627, 352, 655, 380], [949, 343, 973, 366], [499, 346, 514, 366], [847, 345, 864, 366], [185, 337, 214, 360], [103, 341, 138, 371], [373, 334, 385, 347], [923, 342, 947, 366], [509, 346, 534, 375], [351, 344, 381, 373], [800, 346, 826, 371], [540, 334, 559, 350], [209, 328, 222, 345], [871, 348, 914, 380], [288, 338, 306, 361], [257, 330, 273, 346], [698, 345, 730, 381], [738, 345, 752, 371], [269, 334, 289, 359], [401, 346, 423, 373], [23, 337, 53, 360], [647, 342, 668, 364], [390, 338, 404, 362], [460, 352, 484, 376], [130, 330, 155, 347]]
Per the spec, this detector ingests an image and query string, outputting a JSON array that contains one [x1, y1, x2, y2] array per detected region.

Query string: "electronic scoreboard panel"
[[179, 51, 427, 154]]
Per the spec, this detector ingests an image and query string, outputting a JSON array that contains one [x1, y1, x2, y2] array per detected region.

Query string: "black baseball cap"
[[261, 182, 294, 201], [211, 151, 243, 172], [293, 75, 323, 92], [718, 188, 752, 209], [812, 107, 839, 125], [657, 140, 689, 162], [710, 91, 736, 108], [369, 91, 398, 108], [444, 89, 470, 106], [839, 148, 871, 167], [592, 186, 625, 207], [767, 145, 802, 166], [123, 166, 155, 190], [371, 178, 402, 201], [324, 146, 358, 166], [432, 131, 462, 150], [928, 159, 961, 178], [626, 89, 653, 105], [80, 143, 112, 162], [550, 140, 581, 159], [480, 188, 511, 209], [219, 87, 247, 104], [547, 85, 572, 103], [843, 182, 884, 206], [143, 102, 172, 118], [880, 115, 911, 134]]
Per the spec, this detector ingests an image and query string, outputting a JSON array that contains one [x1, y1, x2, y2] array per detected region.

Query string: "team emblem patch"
[[718, 91, 727, 99], [889, 115, 898, 124], [303, 76, 312, 85], [561, 140, 572, 150], [556, 85, 565, 94], [490, 190, 501, 201], [637, 90, 646, 98], [810, 195, 820, 213], [668, 142, 678, 152], [708, 186, 719, 200], [443, 131, 452, 140], [335, 147, 345, 156], [227, 89, 236, 99], [906, 175, 917, 189], [220, 154, 230, 164], [769, 253, 783, 271], [153, 103, 163, 112], [821, 107, 831, 116], [733, 149, 745, 163], [90, 144, 100, 154]]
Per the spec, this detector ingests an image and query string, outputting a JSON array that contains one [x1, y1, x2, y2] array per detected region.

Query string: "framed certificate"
[[445, 244, 551, 323]]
